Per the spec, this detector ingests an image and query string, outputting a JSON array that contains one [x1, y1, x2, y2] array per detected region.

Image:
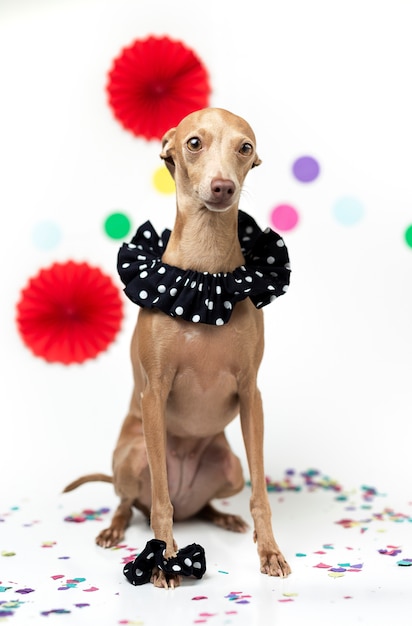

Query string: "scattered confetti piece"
[[225, 592, 251, 604], [56, 577, 87, 591], [314, 561, 363, 577], [378, 546, 402, 556], [42, 541, 57, 548], [64, 507, 110, 523], [1, 551, 16, 557], [336, 508, 412, 530], [15, 588, 35, 594], [247, 472, 301, 492], [67, 578, 86, 584], [0, 600, 24, 612], [361, 485, 385, 502], [192, 596, 208, 601], [83, 587, 99, 592], [397, 559, 412, 566], [122, 554, 138, 565], [41, 608, 71, 616], [302, 469, 343, 493]]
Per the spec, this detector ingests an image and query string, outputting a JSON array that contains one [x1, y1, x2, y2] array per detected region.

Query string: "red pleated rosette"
[[16, 261, 123, 365], [107, 35, 211, 140]]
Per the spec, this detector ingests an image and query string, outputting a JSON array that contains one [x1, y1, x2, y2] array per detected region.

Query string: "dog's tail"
[[62, 473, 113, 493]]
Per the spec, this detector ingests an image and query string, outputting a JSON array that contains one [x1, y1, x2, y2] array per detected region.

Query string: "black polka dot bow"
[[123, 539, 206, 586]]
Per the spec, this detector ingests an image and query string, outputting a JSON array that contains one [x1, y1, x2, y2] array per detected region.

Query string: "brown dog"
[[64, 108, 291, 587]]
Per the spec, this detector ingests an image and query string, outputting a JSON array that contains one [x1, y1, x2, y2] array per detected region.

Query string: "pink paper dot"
[[270, 204, 299, 232]]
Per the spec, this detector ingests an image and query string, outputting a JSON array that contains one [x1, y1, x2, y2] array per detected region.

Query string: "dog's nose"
[[211, 178, 235, 201]]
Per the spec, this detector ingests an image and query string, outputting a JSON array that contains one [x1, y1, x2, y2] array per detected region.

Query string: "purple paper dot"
[[292, 156, 320, 183]]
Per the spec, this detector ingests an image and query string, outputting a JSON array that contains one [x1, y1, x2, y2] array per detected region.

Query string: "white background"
[[1, 0, 411, 502]]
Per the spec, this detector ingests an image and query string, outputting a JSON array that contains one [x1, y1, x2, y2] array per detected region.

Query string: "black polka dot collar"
[[117, 210, 291, 326]]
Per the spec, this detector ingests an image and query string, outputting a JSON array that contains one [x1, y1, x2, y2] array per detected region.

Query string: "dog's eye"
[[187, 137, 202, 152], [239, 142, 253, 156]]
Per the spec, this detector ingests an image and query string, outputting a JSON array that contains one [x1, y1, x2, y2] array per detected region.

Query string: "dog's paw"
[[95, 526, 124, 549], [259, 551, 291, 578], [151, 568, 182, 589], [214, 512, 249, 533], [198, 504, 249, 533]]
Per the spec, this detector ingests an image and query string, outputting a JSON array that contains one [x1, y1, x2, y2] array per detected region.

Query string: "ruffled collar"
[[117, 210, 291, 325]]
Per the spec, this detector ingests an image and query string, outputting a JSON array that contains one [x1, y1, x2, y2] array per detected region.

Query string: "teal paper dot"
[[104, 212, 131, 239], [333, 197, 364, 226], [32, 220, 62, 250]]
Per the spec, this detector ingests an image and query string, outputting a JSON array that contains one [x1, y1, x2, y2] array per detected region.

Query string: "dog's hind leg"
[[197, 502, 249, 533], [96, 497, 134, 548], [96, 406, 152, 548]]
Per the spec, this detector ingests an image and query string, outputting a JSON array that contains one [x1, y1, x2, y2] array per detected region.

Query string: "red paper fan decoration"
[[16, 261, 123, 365], [107, 35, 211, 140]]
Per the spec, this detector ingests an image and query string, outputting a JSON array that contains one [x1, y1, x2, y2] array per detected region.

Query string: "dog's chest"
[[163, 319, 254, 437]]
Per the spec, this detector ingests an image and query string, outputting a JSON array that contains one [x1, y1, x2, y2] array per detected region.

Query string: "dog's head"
[[160, 108, 261, 212]]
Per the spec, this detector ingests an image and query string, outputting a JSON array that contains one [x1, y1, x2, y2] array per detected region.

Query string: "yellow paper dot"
[[152, 166, 175, 194]]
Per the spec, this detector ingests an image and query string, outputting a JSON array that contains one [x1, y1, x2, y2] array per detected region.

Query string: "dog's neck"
[[162, 205, 245, 273]]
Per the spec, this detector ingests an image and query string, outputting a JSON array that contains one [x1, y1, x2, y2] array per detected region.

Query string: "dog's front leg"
[[140, 384, 180, 588], [141, 386, 175, 549], [239, 385, 291, 578]]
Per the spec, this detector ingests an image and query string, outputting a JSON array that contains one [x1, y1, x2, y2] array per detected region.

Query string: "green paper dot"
[[104, 212, 131, 240], [404, 225, 412, 248]]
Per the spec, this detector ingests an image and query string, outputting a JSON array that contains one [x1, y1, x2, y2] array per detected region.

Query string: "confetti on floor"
[[1, 469, 412, 625], [64, 507, 111, 523]]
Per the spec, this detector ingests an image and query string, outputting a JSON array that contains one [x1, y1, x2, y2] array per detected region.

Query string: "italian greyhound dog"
[[64, 108, 291, 587]]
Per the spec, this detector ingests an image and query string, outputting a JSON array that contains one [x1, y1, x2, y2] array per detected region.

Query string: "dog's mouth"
[[204, 201, 235, 213]]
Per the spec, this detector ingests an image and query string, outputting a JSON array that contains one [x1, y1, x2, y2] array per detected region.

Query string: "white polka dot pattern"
[[117, 210, 291, 325]]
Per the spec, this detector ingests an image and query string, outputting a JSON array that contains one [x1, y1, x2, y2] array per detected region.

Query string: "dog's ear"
[[160, 128, 177, 178], [252, 153, 262, 168]]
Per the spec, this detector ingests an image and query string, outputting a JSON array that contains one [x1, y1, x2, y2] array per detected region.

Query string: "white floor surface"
[[1, 470, 412, 625]]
